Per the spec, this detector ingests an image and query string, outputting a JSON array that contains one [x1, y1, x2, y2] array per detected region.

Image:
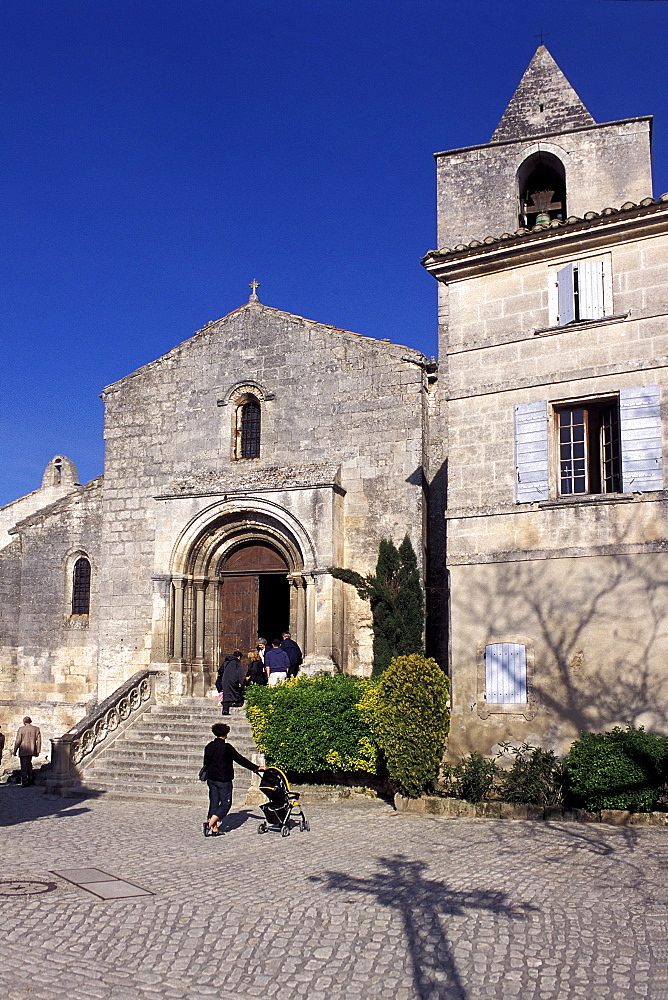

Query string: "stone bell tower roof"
[[491, 45, 595, 142]]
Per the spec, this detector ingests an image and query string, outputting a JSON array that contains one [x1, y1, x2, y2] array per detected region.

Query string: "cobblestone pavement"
[[1, 785, 667, 1000]]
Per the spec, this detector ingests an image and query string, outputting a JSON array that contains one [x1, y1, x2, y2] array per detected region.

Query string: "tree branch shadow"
[[312, 853, 538, 1000]]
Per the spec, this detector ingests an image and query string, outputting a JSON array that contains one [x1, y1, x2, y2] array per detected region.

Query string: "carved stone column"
[[172, 577, 185, 661]]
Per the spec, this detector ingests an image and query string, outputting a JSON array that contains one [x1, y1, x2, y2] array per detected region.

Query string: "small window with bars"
[[238, 399, 261, 458], [72, 557, 91, 615], [485, 642, 527, 704], [556, 398, 621, 496]]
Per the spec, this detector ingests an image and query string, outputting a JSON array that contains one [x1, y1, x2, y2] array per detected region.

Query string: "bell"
[[535, 211, 551, 226]]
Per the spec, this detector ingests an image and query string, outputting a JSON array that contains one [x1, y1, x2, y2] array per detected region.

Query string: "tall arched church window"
[[517, 152, 566, 229], [238, 399, 261, 459], [72, 557, 91, 615]]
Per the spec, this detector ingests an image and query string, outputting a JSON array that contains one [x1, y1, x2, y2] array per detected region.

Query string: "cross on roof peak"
[[248, 279, 261, 302]]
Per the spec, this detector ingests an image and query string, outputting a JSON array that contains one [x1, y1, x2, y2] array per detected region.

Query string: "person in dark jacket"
[[217, 651, 245, 715], [202, 722, 264, 836], [245, 649, 268, 687], [280, 631, 303, 679]]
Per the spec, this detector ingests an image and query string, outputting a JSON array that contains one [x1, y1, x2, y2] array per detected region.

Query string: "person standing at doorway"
[[245, 649, 268, 687], [280, 631, 303, 679], [265, 639, 290, 686], [218, 651, 245, 715], [13, 716, 41, 786], [256, 638, 267, 664]]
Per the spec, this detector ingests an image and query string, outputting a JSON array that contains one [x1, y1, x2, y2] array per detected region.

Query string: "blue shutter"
[[514, 401, 549, 502], [557, 263, 575, 325], [485, 643, 527, 704], [620, 386, 664, 492], [577, 259, 604, 320]]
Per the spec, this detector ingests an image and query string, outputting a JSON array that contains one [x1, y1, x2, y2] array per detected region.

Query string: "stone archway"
[[167, 501, 314, 695]]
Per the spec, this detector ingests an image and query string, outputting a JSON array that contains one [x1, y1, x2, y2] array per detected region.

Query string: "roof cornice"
[[433, 116, 653, 160], [422, 196, 668, 282]]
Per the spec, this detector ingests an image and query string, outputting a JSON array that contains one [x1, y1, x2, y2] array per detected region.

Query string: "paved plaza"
[[0, 785, 666, 1000]]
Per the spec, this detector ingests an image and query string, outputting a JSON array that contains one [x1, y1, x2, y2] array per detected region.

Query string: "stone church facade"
[[2, 47, 668, 758]]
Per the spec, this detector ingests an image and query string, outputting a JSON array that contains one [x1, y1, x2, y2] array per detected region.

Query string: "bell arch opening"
[[517, 151, 566, 229]]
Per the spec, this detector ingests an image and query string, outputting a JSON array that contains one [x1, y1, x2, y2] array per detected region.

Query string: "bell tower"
[[434, 46, 653, 250]]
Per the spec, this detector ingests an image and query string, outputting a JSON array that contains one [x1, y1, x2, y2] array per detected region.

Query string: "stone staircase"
[[81, 700, 261, 806]]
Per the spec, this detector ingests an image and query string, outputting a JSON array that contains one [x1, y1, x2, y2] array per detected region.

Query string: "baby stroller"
[[257, 766, 310, 837]]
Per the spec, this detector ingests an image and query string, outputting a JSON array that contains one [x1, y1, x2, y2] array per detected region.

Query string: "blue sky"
[[2, 0, 667, 505]]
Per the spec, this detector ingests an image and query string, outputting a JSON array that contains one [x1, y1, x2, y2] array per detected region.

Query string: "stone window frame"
[[217, 380, 275, 462], [64, 549, 93, 627], [476, 635, 537, 720]]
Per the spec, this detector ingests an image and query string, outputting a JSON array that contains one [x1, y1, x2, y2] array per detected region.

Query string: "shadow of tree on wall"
[[454, 524, 668, 742], [312, 853, 537, 1000]]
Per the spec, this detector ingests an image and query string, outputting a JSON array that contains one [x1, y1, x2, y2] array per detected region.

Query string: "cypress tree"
[[330, 534, 424, 675]]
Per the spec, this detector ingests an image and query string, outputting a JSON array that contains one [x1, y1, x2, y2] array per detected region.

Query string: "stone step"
[[80, 780, 249, 807], [108, 741, 256, 760], [77, 695, 261, 806], [88, 755, 258, 777], [86, 762, 254, 785]]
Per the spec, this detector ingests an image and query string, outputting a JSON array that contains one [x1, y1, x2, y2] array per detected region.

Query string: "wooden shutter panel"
[[557, 263, 575, 325], [485, 643, 527, 704], [620, 385, 664, 492], [514, 400, 549, 502], [577, 259, 604, 320]]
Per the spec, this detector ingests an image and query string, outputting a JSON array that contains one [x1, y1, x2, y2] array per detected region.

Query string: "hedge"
[[244, 673, 378, 775]]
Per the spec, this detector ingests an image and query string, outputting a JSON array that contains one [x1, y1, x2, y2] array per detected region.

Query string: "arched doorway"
[[167, 501, 316, 693], [219, 542, 291, 655]]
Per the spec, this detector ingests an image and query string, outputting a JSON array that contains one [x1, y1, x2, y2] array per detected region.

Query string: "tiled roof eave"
[[423, 197, 668, 277]]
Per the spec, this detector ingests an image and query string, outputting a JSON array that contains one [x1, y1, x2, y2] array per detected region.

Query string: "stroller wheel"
[[281, 824, 290, 837], [300, 818, 310, 832], [258, 822, 267, 834]]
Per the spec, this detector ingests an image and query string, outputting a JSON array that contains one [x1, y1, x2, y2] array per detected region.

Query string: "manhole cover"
[[0, 879, 58, 896]]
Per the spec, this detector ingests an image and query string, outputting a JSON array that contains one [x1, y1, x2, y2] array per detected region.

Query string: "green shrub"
[[497, 742, 564, 807], [565, 725, 668, 812], [245, 673, 378, 775], [373, 654, 449, 797], [447, 752, 497, 803]]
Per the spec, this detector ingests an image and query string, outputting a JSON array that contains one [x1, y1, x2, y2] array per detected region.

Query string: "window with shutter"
[[556, 259, 605, 325], [619, 386, 664, 492], [485, 643, 527, 704], [514, 401, 549, 502]]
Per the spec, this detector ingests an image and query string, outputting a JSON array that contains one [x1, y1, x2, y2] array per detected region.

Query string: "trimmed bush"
[[497, 742, 564, 807], [565, 725, 668, 812], [245, 673, 379, 775], [446, 752, 498, 803], [373, 654, 449, 797]]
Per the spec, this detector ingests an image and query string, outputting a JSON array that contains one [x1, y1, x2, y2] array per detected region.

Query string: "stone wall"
[[441, 220, 668, 756], [96, 301, 427, 692]]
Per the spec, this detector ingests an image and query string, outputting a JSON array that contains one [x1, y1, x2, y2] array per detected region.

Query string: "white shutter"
[[577, 259, 604, 320], [485, 643, 527, 704], [557, 263, 575, 325], [514, 401, 549, 502], [620, 385, 664, 492]]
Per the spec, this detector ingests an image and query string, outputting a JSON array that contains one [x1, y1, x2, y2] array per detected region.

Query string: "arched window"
[[72, 557, 91, 615], [517, 151, 566, 229], [238, 399, 261, 459]]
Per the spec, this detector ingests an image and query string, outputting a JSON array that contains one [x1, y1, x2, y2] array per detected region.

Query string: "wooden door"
[[219, 575, 258, 658]]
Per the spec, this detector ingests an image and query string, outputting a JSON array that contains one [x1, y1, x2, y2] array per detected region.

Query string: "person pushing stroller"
[[202, 722, 265, 837]]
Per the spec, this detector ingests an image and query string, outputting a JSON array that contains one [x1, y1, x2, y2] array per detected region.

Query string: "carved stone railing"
[[46, 670, 163, 795]]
